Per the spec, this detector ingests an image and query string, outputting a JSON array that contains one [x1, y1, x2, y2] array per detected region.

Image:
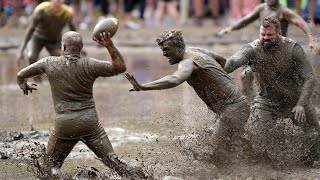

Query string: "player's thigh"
[[27, 37, 43, 64], [46, 41, 61, 56], [82, 125, 115, 159]]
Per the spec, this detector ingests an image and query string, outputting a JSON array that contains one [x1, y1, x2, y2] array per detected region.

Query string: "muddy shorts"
[[45, 109, 114, 167], [28, 35, 61, 63]]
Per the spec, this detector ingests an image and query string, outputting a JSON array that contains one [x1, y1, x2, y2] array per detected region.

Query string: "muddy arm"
[[68, 15, 77, 31], [283, 8, 320, 54], [217, 4, 262, 37], [126, 58, 194, 91], [93, 32, 126, 75], [224, 44, 253, 73], [293, 44, 316, 107], [18, 12, 40, 59], [17, 59, 46, 95], [230, 5, 261, 30]]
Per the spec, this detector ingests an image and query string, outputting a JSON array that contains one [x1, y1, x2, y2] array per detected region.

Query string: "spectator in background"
[[193, 0, 220, 25], [123, 0, 146, 29], [229, 0, 260, 22], [144, 0, 157, 27], [24, 0, 43, 15], [3, 0, 24, 27], [70, 0, 95, 30], [155, 0, 179, 27]]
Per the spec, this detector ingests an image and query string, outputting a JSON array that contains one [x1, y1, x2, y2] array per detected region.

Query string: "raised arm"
[[126, 58, 195, 91], [216, 4, 263, 37], [93, 32, 126, 74], [283, 8, 320, 54], [224, 44, 253, 73]]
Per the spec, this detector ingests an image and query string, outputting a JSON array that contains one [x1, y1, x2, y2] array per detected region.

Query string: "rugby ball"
[[92, 18, 119, 40]]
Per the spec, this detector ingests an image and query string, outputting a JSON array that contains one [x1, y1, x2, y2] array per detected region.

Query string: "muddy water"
[[1, 26, 320, 179]]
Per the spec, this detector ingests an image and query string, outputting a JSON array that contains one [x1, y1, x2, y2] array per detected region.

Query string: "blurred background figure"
[[144, 0, 157, 27], [123, 0, 146, 29], [192, 0, 228, 25], [155, 0, 179, 27], [229, 0, 260, 23], [3, 0, 24, 27], [69, 0, 95, 30]]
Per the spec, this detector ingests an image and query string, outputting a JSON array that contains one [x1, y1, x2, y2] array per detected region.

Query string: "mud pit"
[[1, 25, 320, 179]]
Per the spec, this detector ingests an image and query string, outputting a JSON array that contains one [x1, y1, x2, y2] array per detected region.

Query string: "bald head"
[[61, 31, 83, 55]]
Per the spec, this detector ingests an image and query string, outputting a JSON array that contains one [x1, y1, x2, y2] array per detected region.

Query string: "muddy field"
[[1, 23, 320, 179]]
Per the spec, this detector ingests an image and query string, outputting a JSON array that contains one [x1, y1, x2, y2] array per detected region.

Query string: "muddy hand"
[[309, 41, 320, 55], [124, 72, 142, 91], [291, 105, 306, 124], [216, 28, 230, 38], [93, 32, 112, 47], [21, 82, 37, 95]]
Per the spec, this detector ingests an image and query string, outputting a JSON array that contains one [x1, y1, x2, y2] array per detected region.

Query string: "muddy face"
[[160, 41, 183, 65], [259, 25, 280, 48]]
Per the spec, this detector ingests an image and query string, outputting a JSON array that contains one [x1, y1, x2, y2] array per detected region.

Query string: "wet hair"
[[156, 30, 185, 52], [260, 16, 281, 33], [62, 31, 83, 53]]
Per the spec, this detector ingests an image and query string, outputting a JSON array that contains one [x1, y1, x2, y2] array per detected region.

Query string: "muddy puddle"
[[1, 26, 320, 179]]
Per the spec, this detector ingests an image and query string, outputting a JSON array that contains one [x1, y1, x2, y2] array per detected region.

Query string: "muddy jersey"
[[32, 2, 73, 42], [17, 55, 117, 114], [246, 37, 313, 107], [186, 47, 243, 113]]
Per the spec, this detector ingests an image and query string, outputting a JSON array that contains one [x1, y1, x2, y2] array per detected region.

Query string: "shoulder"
[[282, 36, 297, 46], [256, 3, 267, 10], [279, 4, 294, 12], [61, 4, 73, 16], [34, 2, 50, 14], [248, 39, 260, 48]]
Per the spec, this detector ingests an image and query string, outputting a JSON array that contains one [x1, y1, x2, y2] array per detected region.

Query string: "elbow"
[[170, 76, 184, 86], [114, 65, 127, 74], [224, 66, 233, 73], [119, 66, 127, 73]]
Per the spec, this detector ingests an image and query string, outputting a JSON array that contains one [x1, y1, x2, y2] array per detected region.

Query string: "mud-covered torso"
[[186, 47, 243, 113], [259, 4, 289, 36], [249, 37, 302, 104], [31, 55, 115, 114], [33, 2, 72, 42]]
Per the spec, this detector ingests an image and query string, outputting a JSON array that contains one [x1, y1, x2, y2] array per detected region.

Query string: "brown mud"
[[1, 24, 320, 179]]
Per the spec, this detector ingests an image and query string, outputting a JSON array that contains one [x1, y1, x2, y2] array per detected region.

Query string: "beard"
[[262, 39, 279, 50]]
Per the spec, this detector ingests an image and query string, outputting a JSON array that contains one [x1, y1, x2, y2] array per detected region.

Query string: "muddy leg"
[[301, 105, 320, 166], [27, 37, 43, 83], [44, 133, 78, 178], [211, 99, 251, 167], [83, 127, 152, 180]]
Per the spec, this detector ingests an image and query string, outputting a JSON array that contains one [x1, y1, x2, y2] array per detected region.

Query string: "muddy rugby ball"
[[92, 18, 119, 40]]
